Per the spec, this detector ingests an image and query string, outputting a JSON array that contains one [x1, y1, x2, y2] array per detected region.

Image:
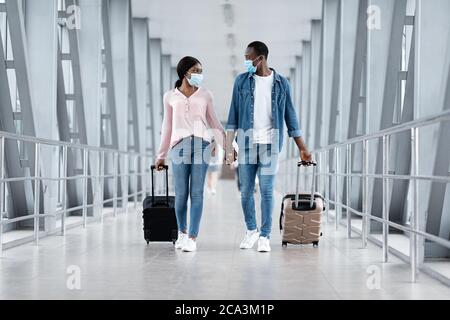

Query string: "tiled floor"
[[0, 180, 449, 300]]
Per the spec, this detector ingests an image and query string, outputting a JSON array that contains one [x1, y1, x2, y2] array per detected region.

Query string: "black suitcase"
[[142, 165, 178, 245]]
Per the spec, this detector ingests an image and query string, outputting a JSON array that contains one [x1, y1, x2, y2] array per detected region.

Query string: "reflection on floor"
[[0, 180, 449, 300]]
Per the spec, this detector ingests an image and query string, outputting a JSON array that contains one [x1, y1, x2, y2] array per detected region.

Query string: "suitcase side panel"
[[143, 206, 178, 242], [280, 197, 323, 244], [143, 196, 175, 210]]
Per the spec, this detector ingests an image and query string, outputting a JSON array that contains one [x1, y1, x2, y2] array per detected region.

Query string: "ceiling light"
[[229, 55, 237, 67], [222, 3, 234, 28], [226, 33, 236, 49]]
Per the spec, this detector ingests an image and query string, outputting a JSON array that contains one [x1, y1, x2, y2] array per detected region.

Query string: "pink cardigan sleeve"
[[205, 90, 226, 148], [156, 93, 173, 160]]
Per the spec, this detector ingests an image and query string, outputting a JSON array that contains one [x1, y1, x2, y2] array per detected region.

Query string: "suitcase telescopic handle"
[[295, 161, 318, 209], [150, 165, 169, 206]]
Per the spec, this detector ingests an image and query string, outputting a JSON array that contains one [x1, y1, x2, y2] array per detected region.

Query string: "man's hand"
[[225, 146, 238, 165], [300, 148, 313, 162], [225, 131, 238, 165], [293, 136, 313, 163]]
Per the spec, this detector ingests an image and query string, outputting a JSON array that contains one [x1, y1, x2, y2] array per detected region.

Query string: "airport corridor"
[[1, 0, 450, 302]]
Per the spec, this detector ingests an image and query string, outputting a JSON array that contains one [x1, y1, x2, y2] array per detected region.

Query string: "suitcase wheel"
[[282, 242, 288, 248], [172, 229, 178, 246], [313, 241, 319, 248], [144, 229, 151, 245]]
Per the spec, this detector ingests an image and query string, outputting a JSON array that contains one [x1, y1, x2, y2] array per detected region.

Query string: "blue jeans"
[[238, 144, 279, 238], [170, 136, 211, 238]]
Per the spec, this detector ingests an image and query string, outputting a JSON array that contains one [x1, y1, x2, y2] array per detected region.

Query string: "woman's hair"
[[175, 56, 201, 88]]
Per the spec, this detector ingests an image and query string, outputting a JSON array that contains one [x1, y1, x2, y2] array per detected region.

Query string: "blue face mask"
[[187, 73, 203, 87], [244, 60, 257, 74]]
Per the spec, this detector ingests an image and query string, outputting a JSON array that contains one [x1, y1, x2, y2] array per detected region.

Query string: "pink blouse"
[[156, 87, 226, 160]]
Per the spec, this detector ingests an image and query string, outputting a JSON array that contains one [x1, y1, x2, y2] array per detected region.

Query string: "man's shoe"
[[240, 230, 260, 249]]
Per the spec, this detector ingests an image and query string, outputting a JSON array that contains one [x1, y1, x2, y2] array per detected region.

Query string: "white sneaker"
[[211, 189, 217, 195], [182, 238, 197, 252], [175, 232, 188, 250], [257, 237, 271, 252], [240, 229, 260, 249]]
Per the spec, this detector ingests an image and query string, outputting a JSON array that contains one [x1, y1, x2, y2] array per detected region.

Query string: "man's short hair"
[[247, 41, 269, 59]]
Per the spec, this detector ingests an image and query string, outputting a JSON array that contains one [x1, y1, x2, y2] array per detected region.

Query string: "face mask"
[[244, 60, 257, 74], [187, 73, 203, 87]]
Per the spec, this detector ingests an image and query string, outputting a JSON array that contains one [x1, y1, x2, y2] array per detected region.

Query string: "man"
[[225, 41, 312, 253]]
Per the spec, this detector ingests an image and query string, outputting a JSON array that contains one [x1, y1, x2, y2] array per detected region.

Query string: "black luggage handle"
[[295, 161, 317, 209], [298, 161, 317, 167], [150, 165, 170, 206]]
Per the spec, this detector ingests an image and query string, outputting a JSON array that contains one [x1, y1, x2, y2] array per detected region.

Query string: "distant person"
[[155, 56, 227, 252], [225, 41, 312, 252], [206, 145, 224, 195]]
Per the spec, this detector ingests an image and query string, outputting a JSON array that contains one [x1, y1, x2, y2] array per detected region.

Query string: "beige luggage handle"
[[295, 161, 317, 209]]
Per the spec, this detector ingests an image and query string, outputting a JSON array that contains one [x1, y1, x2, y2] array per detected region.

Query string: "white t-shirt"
[[253, 72, 274, 144]]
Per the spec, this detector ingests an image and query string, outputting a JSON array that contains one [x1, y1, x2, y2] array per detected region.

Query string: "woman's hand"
[[211, 141, 218, 157], [155, 159, 166, 171]]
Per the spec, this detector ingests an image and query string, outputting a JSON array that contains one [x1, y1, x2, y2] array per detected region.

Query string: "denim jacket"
[[226, 69, 302, 153]]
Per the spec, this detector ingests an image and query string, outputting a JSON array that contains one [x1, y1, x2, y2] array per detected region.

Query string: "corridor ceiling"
[[132, 0, 323, 120]]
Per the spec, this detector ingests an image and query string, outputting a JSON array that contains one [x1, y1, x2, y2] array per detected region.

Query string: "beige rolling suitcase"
[[280, 161, 325, 248]]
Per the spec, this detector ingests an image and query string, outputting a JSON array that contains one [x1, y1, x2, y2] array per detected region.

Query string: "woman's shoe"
[[257, 236, 271, 252], [182, 238, 197, 252], [175, 232, 188, 250]]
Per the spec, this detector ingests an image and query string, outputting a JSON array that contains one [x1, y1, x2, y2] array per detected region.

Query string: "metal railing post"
[[61, 145, 68, 236], [34, 143, 41, 245], [335, 147, 340, 230], [134, 154, 138, 209], [382, 135, 390, 262], [113, 152, 118, 217], [99, 150, 105, 222], [82, 149, 89, 228], [284, 156, 288, 194], [141, 155, 147, 199], [124, 154, 129, 214], [346, 144, 352, 238], [0, 136, 5, 255], [411, 127, 419, 282], [362, 140, 369, 248], [325, 150, 330, 223], [316, 152, 321, 199]]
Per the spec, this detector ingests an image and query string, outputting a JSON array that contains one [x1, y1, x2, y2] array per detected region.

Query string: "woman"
[[155, 56, 226, 252]]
